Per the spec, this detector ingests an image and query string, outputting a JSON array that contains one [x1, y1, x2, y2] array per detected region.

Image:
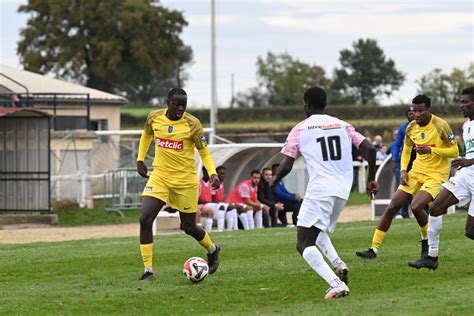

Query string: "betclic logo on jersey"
[[155, 137, 184, 150]]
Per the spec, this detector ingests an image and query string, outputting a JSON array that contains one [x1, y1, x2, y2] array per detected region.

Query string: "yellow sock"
[[420, 223, 428, 239], [198, 231, 214, 252], [371, 229, 386, 250], [140, 244, 153, 269]]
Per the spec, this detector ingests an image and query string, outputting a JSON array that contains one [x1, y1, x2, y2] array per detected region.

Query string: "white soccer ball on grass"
[[182, 257, 209, 283]]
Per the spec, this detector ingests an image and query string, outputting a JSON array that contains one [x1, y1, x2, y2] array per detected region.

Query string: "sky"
[[1, 0, 473, 108]]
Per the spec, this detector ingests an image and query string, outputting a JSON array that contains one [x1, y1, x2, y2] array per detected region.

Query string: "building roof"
[[0, 107, 50, 117], [0, 64, 127, 105]]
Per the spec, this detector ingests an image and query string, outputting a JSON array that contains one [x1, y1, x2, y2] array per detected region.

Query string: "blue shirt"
[[273, 181, 296, 202], [391, 121, 409, 165]]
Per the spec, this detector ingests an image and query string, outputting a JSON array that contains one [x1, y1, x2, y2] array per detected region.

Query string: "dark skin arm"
[[452, 157, 474, 169], [358, 139, 379, 198], [137, 160, 149, 178], [209, 174, 221, 190], [270, 155, 295, 190]]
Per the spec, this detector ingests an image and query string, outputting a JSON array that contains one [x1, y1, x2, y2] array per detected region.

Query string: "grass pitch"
[[1, 213, 473, 315]]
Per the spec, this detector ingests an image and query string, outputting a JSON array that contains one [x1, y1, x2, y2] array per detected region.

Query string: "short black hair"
[[250, 169, 260, 176], [304, 87, 327, 110], [216, 166, 226, 172], [261, 167, 272, 174], [461, 87, 474, 99], [412, 95, 431, 108], [167, 87, 187, 99]]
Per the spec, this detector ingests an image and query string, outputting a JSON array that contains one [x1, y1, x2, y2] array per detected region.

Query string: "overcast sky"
[[1, 0, 473, 108]]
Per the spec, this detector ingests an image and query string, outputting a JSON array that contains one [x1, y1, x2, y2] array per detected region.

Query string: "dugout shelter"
[[0, 107, 51, 212]]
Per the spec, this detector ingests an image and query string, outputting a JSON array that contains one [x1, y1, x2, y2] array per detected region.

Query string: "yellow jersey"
[[401, 114, 458, 178], [137, 109, 216, 187]]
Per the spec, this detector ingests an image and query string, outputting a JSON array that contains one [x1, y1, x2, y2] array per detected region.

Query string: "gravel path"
[[0, 205, 372, 244]]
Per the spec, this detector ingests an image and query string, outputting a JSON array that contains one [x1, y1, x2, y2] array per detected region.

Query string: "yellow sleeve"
[[198, 147, 217, 176], [432, 143, 459, 158], [185, 113, 217, 175], [136, 113, 153, 161], [431, 117, 459, 158], [400, 144, 413, 172]]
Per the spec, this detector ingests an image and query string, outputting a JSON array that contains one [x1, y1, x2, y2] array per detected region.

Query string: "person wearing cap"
[[136, 88, 221, 281]]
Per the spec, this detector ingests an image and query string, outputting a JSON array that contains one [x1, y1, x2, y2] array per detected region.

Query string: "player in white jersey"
[[408, 87, 474, 270], [271, 87, 379, 299]]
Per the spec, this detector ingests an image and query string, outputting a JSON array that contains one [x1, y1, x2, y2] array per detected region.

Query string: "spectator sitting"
[[258, 167, 285, 227], [3, 94, 21, 107], [198, 166, 237, 232], [376, 145, 388, 161], [271, 163, 302, 226], [373, 135, 383, 151], [226, 169, 269, 229]]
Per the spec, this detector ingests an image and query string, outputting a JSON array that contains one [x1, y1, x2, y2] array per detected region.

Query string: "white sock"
[[226, 210, 236, 231], [247, 211, 255, 229], [428, 215, 442, 257], [204, 218, 213, 232], [144, 267, 153, 273], [238, 213, 249, 230], [254, 210, 263, 228], [208, 243, 217, 254], [302, 246, 340, 286], [216, 211, 226, 232], [316, 231, 341, 268]]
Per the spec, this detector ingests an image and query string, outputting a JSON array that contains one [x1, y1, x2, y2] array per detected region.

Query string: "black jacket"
[[258, 179, 277, 208]]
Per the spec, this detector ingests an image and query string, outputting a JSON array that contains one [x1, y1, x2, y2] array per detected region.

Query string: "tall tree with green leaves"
[[332, 38, 405, 105], [17, 0, 192, 103], [255, 52, 331, 106], [417, 63, 474, 104]]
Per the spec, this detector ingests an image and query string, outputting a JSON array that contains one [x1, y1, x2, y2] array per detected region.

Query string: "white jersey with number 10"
[[282, 114, 365, 200]]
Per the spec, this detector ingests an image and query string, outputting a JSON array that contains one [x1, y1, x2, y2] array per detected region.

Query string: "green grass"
[[346, 192, 372, 206], [56, 207, 140, 226], [1, 213, 473, 314], [55, 192, 369, 226]]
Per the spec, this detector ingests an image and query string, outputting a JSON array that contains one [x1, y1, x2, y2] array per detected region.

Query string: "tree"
[[416, 63, 474, 104], [255, 52, 331, 106], [332, 38, 405, 104], [234, 87, 270, 108], [17, 0, 192, 104]]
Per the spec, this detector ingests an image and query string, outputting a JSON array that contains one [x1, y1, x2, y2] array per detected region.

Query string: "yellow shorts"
[[398, 170, 446, 199], [141, 176, 198, 213]]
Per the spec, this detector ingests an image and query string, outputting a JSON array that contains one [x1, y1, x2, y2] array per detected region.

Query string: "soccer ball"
[[182, 257, 209, 283]]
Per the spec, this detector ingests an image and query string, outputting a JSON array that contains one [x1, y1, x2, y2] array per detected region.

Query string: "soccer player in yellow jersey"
[[356, 95, 459, 260], [136, 88, 221, 281]]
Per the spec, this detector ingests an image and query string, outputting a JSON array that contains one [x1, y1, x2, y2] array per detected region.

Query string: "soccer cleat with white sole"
[[333, 261, 349, 284], [324, 282, 350, 299]]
